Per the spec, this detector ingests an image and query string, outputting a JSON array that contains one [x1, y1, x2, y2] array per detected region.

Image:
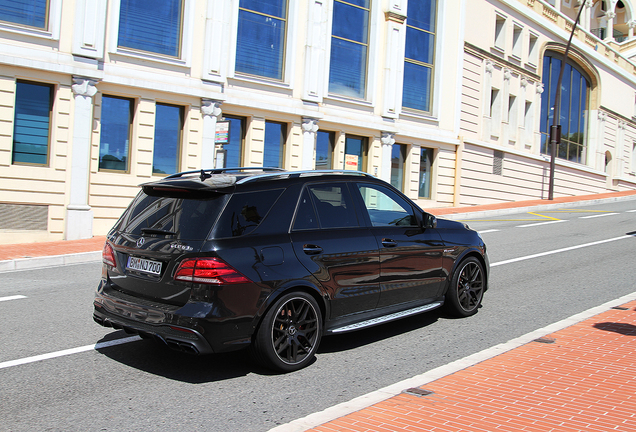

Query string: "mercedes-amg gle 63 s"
[[94, 168, 489, 372]]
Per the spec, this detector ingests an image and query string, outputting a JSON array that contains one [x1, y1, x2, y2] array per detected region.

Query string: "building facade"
[[0, 0, 635, 244]]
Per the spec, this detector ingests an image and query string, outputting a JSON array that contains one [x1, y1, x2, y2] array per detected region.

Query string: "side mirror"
[[423, 213, 437, 229]]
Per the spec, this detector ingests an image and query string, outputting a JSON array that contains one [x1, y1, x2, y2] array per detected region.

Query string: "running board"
[[329, 302, 443, 334]]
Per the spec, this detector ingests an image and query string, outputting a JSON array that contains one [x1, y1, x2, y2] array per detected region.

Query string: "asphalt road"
[[1, 198, 635, 432]]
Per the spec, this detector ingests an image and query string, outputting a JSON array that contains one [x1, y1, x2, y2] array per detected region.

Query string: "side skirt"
[[327, 302, 443, 334]]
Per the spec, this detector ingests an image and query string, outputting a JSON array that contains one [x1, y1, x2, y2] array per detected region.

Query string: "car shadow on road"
[[95, 331, 258, 383], [94, 308, 449, 382], [318, 308, 443, 354]]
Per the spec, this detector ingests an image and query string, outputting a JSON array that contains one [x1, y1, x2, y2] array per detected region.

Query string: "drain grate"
[[533, 336, 556, 344], [404, 387, 434, 397], [611, 306, 629, 310]]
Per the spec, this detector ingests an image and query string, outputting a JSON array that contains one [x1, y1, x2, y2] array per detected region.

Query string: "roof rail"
[[164, 167, 285, 181], [236, 169, 374, 184]]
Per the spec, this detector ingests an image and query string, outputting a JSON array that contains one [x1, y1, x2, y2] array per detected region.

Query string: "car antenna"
[[199, 169, 211, 182]]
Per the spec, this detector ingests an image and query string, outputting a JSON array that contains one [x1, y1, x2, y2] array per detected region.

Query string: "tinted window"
[[294, 183, 359, 230], [0, 0, 48, 28], [12, 81, 52, 165], [357, 184, 417, 227], [118, 0, 183, 57], [120, 193, 227, 240], [214, 189, 284, 238]]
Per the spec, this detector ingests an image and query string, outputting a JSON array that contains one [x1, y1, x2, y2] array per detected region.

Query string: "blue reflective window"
[[153, 104, 183, 175], [540, 53, 589, 164], [118, 0, 183, 57], [99, 96, 133, 172], [263, 121, 286, 168], [12, 81, 52, 165], [0, 0, 48, 29], [236, 0, 287, 80], [329, 0, 369, 98], [402, 0, 437, 112], [419, 147, 433, 199], [316, 131, 334, 170], [390, 144, 406, 191], [343, 135, 366, 171], [223, 116, 245, 168]]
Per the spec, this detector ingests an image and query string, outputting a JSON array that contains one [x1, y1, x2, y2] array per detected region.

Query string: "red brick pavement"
[[308, 300, 636, 432]]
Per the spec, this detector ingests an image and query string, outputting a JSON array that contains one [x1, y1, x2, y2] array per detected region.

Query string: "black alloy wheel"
[[252, 292, 322, 372], [445, 257, 485, 317]]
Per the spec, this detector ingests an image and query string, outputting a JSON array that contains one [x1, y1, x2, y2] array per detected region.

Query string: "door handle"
[[381, 238, 398, 248], [303, 244, 323, 255]]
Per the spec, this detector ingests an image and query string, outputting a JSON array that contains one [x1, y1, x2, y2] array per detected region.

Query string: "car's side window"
[[293, 183, 359, 230], [357, 184, 417, 227], [214, 189, 284, 238]]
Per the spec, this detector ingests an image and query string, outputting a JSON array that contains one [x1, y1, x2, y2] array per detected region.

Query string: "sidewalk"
[[283, 295, 636, 432]]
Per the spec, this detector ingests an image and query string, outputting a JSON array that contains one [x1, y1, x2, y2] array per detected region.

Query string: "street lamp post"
[[548, 2, 586, 200]]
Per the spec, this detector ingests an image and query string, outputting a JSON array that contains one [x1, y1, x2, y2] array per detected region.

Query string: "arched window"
[[540, 52, 590, 164]]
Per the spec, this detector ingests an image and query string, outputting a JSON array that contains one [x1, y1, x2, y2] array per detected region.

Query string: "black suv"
[[94, 168, 489, 372]]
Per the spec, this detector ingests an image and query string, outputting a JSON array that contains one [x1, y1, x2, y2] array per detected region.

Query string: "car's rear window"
[[213, 189, 284, 238], [118, 192, 228, 239]]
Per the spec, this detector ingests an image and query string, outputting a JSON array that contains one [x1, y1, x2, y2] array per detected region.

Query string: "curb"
[[0, 251, 101, 273], [1, 194, 634, 273], [269, 290, 636, 432], [436, 193, 636, 220]]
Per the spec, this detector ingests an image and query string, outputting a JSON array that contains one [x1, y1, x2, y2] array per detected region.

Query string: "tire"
[[252, 292, 323, 372], [444, 257, 485, 318]]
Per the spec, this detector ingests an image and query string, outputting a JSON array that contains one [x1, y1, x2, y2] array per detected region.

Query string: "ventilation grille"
[[0, 204, 48, 230], [493, 150, 504, 176]]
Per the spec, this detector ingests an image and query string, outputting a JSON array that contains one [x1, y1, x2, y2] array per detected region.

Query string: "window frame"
[[263, 120, 287, 168], [234, 0, 289, 81], [390, 144, 406, 192], [343, 134, 368, 172], [494, 13, 507, 54], [316, 130, 335, 170], [12, 80, 54, 167], [327, 0, 371, 100], [152, 102, 184, 176], [539, 52, 591, 165], [98, 94, 135, 173], [108, 0, 194, 66], [418, 147, 434, 199], [401, 0, 438, 114], [0, 0, 61, 40]]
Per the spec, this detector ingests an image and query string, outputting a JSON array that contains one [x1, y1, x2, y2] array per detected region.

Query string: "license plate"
[[127, 256, 162, 275]]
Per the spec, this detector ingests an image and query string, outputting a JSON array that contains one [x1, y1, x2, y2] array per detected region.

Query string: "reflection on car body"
[[94, 168, 489, 372]]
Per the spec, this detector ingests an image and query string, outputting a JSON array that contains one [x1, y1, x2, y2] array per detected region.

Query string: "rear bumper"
[[93, 284, 253, 354]]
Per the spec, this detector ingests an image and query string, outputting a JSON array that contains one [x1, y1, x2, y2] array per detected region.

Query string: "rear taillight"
[[102, 242, 116, 267], [174, 258, 251, 285]]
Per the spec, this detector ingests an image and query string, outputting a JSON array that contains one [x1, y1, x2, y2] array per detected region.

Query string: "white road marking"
[[579, 212, 620, 219], [2, 234, 635, 375], [516, 220, 567, 228], [0, 295, 27, 302], [0, 336, 140, 370], [477, 229, 500, 234], [491, 235, 633, 267], [627, 210, 636, 213]]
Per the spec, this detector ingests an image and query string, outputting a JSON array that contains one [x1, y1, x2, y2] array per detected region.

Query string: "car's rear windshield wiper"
[[141, 228, 177, 235]]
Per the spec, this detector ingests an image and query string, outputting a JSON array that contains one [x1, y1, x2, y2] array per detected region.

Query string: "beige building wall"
[[1, 0, 635, 244]]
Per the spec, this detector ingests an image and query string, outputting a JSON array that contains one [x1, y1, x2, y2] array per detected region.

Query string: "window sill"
[[399, 109, 439, 124], [110, 48, 190, 68], [0, 22, 58, 41], [324, 93, 373, 108], [230, 74, 291, 90]]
